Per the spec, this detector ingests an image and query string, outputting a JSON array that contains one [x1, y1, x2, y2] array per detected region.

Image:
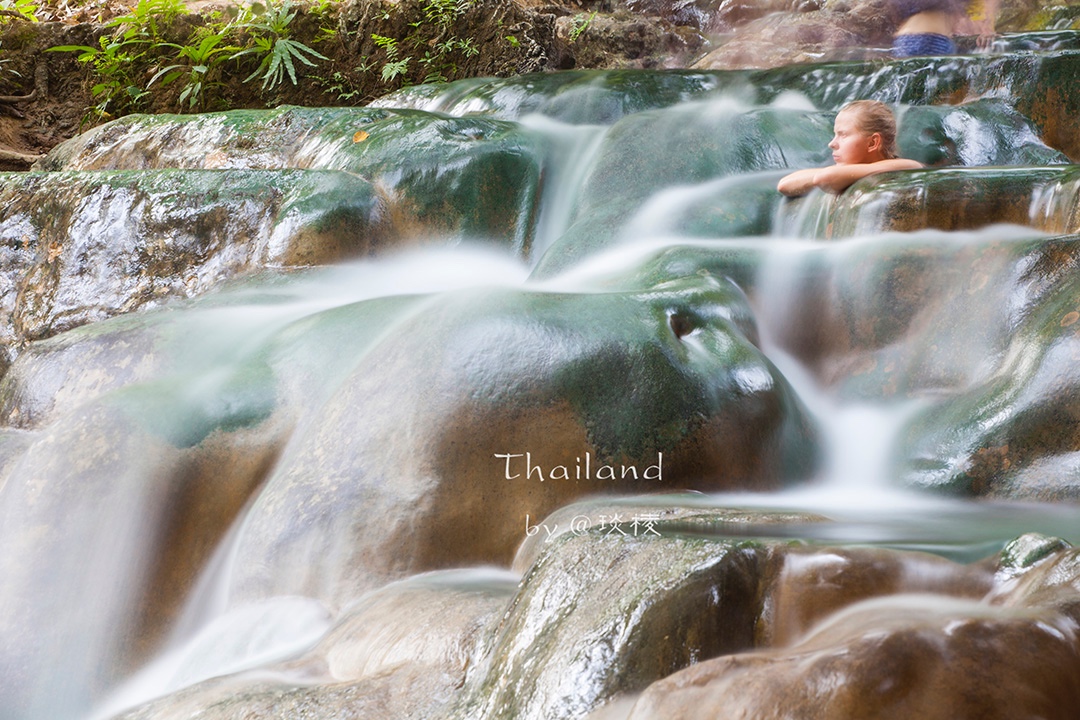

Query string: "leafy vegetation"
[[0, 0, 38, 23], [43, 0, 189, 117], [1, 0, 180, 24], [36, 0, 520, 122], [233, 0, 328, 90], [47, 34, 154, 119], [49, 0, 335, 118], [367, 0, 479, 89], [149, 31, 239, 109], [108, 0, 187, 40], [371, 33, 407, 82]]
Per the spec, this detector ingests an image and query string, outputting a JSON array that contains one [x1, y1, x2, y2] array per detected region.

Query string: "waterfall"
[[3, 34, 1080, 720]]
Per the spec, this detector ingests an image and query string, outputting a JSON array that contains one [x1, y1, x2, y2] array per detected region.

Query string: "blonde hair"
[[839, 100, 899, 159]]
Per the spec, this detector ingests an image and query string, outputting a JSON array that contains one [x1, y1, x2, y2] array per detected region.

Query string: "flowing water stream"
[[3, 32, 1080, 720]]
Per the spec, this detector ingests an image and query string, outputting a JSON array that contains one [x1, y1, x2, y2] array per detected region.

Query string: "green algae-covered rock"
[[0, 262, 821, 718], [576, 242, 770, 301], [750, 51, 1080, 161], [38, 107, 550, 257], [898, 99, 1071, 167], [998, 532, 1072, 575], [896, 295, 1080, 501], [756, 226, 1080, 501], [984, 30, 1080, 51], [292, 110, 548, 255], [34, 106, 366, 172], [761, 229, 1068, 399], [889, 232, 1080, 501], [0, 309, 172, 429], [0, 168, 389, 357], [1010, 51, 1080, 162], [819, 166, 1080, 239], [0, 258, 818, 659], [1027, 8, 1080, 32], [0, 262, 432, 438]]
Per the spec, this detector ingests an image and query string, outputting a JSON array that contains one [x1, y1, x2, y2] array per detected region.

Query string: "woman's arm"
[[776, 168, 823, 197], [811, 158, 923, 193], [778, 158, 923, 197]]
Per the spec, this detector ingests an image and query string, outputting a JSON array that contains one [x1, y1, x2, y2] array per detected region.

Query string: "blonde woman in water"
[[777, 100, 923, 197]]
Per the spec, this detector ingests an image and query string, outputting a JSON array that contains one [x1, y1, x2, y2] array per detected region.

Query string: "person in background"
[[777, 100, 923, 197], [891, 0, 1000, 57]]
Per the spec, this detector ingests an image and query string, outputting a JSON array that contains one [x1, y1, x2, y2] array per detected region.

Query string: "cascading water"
[[4, 31, 1080, 720]]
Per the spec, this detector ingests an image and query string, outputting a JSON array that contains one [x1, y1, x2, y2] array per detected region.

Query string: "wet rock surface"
[[0, 168, 389, 364], [459, 523, 767, 720], [114, 505, 1067, 720], [627, 535, 1080, 720]]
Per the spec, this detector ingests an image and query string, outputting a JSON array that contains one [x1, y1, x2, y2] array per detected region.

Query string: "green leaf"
[[45, 44, 97, 53], [381, 57, 409, 82], [148, 64, 183, 86]]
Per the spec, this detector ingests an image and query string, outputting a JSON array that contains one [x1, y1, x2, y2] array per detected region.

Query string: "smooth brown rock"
[[314, 570, 517, 683], [760, 545, 993, 646], [628, 595, 1080, 719], [628, 539, 1080, 720]]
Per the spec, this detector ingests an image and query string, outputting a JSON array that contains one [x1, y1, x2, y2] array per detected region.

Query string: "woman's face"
[[828, 110, 878, 165]]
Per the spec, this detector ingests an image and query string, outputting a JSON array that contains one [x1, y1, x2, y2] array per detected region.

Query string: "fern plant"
[[234, 0, 328, 90], [370, 0, 476, 89], [372, 33, 408, 82]]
